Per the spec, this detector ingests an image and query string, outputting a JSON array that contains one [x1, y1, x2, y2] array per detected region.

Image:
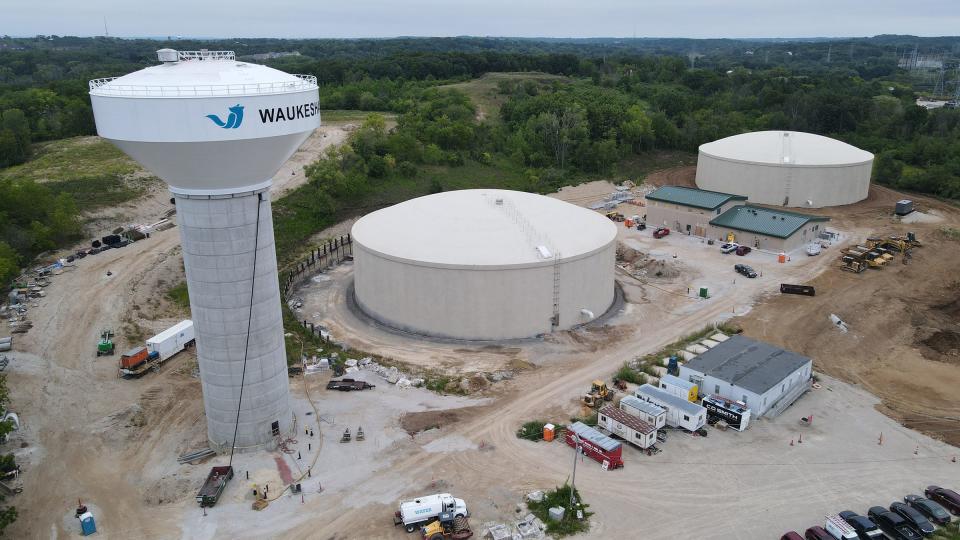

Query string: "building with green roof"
[[708, 205, 829, 253], [645, 186, 747, 237]]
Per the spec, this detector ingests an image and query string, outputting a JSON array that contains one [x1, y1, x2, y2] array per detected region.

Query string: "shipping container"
[[564, 421, 623, 469], [120, 346, 149, 369], [635, 384, 706, 432], [598, 406, 657, 449], [619, 395, 667, 429], [659, 374, 698, 402], [146, 320, 194, 361]]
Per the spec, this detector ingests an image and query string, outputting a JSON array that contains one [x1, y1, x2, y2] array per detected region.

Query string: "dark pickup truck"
[[326, 378, 376, 391], [196, 466, 233, 507]]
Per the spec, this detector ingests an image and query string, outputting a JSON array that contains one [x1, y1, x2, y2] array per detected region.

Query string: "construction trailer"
[[598, 405, 658, 449], [701, 394, 752, 431], [146, 320, 194, 361], [658, 374, 698, 402], [564, 421, 623, 469], [619, 395, 667, 429], [634, 384, 707, 432]]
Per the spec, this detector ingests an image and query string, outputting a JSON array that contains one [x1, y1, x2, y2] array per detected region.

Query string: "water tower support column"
[[175, 186, 292, 451]]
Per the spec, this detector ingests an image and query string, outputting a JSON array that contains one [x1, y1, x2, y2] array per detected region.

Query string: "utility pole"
[[569, 434, 580, 510]]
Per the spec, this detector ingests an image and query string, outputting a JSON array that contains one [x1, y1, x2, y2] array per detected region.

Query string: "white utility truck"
[[393, 493, 468, 533]]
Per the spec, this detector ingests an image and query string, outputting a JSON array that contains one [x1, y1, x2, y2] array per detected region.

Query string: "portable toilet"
[[543, 423, 555, 442], [79, 511, 96, 536]]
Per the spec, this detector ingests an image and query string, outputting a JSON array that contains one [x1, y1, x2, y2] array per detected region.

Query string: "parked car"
[[868, 506, 922, 540], [735, 245, 752, 256], [905, 495, 951, 526], [653, 227, 670, 239], [839, 511, 885, 539], [804, 525, 833, 540], [734, 264, 757, 278], [806, 243, 822, 256], [720, 242, 739, 254], [890, 502, 936, 536], [781, 532, 803, 540], [926, 486, 960, 515]]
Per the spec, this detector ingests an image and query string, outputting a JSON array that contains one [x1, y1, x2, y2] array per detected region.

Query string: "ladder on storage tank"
[[781, 132, 793, 206], [551, 253, 561, 328]]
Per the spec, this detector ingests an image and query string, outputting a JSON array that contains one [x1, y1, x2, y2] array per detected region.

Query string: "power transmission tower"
[[826, 44, 832, 64]]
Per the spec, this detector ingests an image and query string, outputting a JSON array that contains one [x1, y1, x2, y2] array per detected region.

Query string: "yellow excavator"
[[581, 380, 614, 408]]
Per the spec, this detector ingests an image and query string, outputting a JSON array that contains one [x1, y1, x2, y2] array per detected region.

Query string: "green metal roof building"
[[708, 205, 829, 252], [646, 186, 746, 210]]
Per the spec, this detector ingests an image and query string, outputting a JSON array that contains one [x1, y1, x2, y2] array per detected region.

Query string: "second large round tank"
[[696, 131, 873, 208], [351, 189, 618, 340]]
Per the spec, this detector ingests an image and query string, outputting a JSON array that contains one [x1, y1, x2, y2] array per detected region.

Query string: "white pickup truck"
[[393, 493, 468, 533]]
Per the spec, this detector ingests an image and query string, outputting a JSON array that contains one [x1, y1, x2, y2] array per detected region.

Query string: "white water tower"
[[90, 49, 320, 450]]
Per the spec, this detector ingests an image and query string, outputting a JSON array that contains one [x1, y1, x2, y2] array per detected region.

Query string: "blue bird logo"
[[206, 104, 244, 129]]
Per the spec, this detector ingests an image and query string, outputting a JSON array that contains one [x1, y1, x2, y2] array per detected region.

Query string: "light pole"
[[569, 433, 580, 511]]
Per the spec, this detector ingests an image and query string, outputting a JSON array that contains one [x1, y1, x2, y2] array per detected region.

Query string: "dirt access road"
[[4, 121, 356, 539]]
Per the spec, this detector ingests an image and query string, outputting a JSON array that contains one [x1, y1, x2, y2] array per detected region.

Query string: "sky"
[[3, 0, 959, 39]]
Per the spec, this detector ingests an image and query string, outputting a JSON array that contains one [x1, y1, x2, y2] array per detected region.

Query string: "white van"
[[824, 514, 857, 540], [393, 493, 468, 533]]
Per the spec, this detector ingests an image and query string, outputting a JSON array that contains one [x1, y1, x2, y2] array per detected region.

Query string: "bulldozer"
[[581, 380, 614, 408], [840, 255, 867, 273]]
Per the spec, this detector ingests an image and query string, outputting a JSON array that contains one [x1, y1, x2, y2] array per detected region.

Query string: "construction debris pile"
[[587, 182, 653, 211], [616, 243, 682, 281], [481, 491, 549, 539]]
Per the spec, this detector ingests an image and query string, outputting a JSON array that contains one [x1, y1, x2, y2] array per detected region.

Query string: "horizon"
[[5, 0, 959, 40]]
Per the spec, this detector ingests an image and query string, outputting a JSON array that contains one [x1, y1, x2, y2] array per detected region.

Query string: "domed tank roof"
[[352, 189, 618, 269], [90, 50, 314, 98], [699, 131, 873, 167]]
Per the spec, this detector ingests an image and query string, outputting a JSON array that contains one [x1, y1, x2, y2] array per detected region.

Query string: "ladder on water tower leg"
[[551, 253, 561, 328]]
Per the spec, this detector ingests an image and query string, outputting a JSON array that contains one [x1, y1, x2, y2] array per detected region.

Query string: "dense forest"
[[1, 34, 959, 277]]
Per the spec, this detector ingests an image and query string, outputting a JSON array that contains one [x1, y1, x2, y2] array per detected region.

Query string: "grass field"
[[0, 136, 157, 210], [439, 72, 569, 122], [321, 109, 397, 123]]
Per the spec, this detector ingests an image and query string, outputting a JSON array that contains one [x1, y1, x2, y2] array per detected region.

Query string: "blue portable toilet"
[[79, 511, 96, 536]]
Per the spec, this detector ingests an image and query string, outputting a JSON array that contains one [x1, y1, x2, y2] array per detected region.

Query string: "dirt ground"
[[1, 121, 356, 539], [6, 146, 960, 539], [645, 166, 960, 446]]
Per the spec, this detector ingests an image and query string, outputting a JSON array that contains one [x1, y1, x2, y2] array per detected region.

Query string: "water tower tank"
[[90, 50, 320, 450]]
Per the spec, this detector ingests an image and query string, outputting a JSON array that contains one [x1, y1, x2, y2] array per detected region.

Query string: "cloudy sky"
[[4, 0, 958, 39]]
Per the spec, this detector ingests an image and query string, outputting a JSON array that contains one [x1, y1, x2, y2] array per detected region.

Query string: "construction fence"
[[280, 234, 353, 344]]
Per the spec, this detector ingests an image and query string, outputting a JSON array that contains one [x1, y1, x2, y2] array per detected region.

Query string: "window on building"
[[716, 208, 722, 215], [683, 415, 690, 421], [781, 383, 785, 392], [742, 395, 748, 404], [715, 384, 720, 393], [636, 433, 642, 439], [763, 397, 767, 406]]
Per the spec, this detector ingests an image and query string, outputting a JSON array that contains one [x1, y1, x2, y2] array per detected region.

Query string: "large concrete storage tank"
[[696, 131, 873, 208], [90, 49, 320, 450], [351, 189, 618, 340]]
